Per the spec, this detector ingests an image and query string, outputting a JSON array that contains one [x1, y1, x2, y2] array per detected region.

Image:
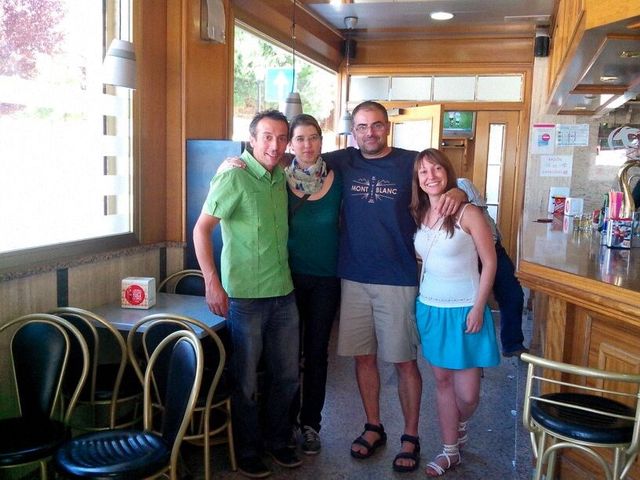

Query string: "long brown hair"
[[409, 148, 459, 237]]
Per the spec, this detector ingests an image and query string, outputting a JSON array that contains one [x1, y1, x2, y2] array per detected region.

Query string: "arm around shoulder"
[[460, 205, 496, 271]]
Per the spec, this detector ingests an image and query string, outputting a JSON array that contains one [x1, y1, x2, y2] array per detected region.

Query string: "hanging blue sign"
[[265, 68, 294, 102]]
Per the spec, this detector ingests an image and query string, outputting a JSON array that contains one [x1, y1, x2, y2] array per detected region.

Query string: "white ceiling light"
[[430, 11, 454, 21]]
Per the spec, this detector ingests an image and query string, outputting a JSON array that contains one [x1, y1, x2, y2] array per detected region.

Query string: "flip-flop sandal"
[[350, 422, 387, 459], [392, 434, 421, 473]]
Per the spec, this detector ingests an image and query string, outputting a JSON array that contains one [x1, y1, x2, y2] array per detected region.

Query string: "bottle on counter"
[[597, 193, 608, 232]]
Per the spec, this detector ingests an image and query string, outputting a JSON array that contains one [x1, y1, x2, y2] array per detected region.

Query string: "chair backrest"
[[0, 314, 89, 422], [157, 269, 205, 296], [49, 307, 130, 429], [127, 313, 226, 422], [142, 330, 203, 461], [521, 352, 640, 451]]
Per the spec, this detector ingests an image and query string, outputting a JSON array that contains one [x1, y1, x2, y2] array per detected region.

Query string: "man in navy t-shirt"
[[324, 101, 466, 472]]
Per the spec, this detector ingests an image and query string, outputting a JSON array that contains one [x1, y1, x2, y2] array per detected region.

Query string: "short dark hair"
[[352, 101, 388, 123], [289, 113, 322, 138], [249, 109, 289, 139]]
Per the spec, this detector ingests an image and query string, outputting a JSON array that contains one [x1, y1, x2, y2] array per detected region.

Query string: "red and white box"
[[121, 277, 156, 309]]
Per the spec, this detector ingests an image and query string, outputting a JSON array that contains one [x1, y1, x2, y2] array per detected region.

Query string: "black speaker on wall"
[[534, 35, 549, 57], [342, 38, 357, 60]]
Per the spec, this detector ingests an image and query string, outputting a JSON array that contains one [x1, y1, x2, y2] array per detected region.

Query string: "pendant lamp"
[[338, 16, 358, 135], [102, 1, 136, 89], [283, 0, 303, 120], [103, 39, 136, 89]]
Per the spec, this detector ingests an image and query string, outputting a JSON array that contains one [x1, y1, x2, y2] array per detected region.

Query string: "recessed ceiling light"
[[430, 11, 454, 21], [600, 75, 619, 82]]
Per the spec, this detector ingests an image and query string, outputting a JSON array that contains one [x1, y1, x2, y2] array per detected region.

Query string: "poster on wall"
[[556, 124, 589, 147], [531, 123, 556, 154], [540, 155, 573, 177]]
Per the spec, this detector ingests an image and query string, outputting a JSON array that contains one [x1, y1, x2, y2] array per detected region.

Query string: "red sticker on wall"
[[125, 285, 146, 305]]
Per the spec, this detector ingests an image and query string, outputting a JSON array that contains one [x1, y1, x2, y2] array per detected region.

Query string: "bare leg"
[[432, 366, 459, 446], [351, 354, 382, 456], [454, 367, 481, 423], [394, 360, 422, 468], [426, 367, 482, 475]]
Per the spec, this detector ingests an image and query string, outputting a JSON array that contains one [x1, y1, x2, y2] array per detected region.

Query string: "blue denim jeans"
[[493, 242, 526, 354], [227, 293, 300, 459], [290, 273, 340, 432]]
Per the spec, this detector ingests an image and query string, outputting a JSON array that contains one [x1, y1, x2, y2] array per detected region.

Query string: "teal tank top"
[[287, 171, 342, 277]]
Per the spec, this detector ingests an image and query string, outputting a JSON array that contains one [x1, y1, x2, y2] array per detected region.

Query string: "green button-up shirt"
[[201, 149, 293, 298]]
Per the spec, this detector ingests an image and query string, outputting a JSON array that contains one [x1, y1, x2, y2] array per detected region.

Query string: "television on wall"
[[443, 111, 476, 138]]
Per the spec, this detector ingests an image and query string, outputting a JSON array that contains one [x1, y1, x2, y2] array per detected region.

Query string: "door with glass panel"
[[472, 111, 520, 256], [387, 105, 442, 152]]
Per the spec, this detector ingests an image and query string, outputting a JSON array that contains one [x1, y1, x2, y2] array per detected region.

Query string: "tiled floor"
[[183, 309, 535, 480]]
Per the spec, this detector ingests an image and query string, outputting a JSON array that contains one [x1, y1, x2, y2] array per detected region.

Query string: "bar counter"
[[518, 214, 640, 324], [517, 214, 640, 479]]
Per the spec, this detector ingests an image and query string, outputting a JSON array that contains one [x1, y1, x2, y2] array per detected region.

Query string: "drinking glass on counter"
[[572, 214, 592, 232]]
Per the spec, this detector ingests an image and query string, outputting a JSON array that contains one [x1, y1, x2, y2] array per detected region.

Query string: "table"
[[92, 292, 225, 333]]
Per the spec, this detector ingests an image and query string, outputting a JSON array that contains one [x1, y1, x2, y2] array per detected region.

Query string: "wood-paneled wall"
[[352, 37, 534, 67]]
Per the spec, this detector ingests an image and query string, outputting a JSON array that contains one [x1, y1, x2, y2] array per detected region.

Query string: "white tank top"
[[414, 204, 479, 307]]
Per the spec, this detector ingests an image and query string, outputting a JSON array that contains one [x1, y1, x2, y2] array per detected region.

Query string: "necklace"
[[419, 216, 444, 285], [425, 213, 443, 229]]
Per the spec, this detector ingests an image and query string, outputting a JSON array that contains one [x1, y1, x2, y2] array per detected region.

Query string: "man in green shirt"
[[193, 110, 301, 478]]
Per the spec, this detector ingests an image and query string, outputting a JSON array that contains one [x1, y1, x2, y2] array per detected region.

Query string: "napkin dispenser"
[[121, 277, 156, 309]]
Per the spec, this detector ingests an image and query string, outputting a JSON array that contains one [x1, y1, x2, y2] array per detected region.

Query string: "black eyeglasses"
[[353, 122, 386, 134]]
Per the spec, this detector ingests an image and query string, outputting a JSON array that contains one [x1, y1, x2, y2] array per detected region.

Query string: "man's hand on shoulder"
[[434, 187, 468, 217], [216, 156, 246, 175]]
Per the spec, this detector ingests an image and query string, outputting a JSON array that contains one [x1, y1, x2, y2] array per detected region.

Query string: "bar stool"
[[521, 353, 640, 480]]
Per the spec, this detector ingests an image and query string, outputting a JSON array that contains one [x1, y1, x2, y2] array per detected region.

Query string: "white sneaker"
[[301, 425, 321, 455]]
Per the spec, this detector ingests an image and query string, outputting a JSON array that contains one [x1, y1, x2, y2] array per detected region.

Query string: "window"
[[233, 25, 337, 152], [0, 0, 134, 262], [485, 124, 506, 223]]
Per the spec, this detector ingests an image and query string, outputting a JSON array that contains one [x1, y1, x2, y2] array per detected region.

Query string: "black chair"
[[0, 313, 90, 479], [127, 313, 237, 478], [157, 269, 205, 296], [522, 352, 640, 480], [54, 329, 203, 480], [49, 307, 143, 431]]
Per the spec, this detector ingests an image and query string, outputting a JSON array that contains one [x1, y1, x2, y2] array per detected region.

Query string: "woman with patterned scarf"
[[284, 114, 342, 456]]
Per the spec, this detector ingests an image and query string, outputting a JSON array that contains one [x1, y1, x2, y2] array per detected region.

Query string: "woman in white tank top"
[[409, 148, 500, 477]]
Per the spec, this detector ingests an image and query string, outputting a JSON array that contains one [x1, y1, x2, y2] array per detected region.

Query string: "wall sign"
[[540, 155, 573, 177], [531, 123, 556, 154], [556, 124, 589, 147]]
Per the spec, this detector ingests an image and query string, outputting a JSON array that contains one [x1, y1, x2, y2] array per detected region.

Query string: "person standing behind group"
[[193, 109, 302, 479], [456, 178, 528, 357], [285, 114, 342, 455], [410, 148, 500, 477], [322, 101, 466, 473]]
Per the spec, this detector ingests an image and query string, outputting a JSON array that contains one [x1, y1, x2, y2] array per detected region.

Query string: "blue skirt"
[[416, 300, 500, 370]]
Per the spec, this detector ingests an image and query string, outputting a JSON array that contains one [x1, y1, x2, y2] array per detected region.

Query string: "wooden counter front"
[[517, 215, 640, 479]]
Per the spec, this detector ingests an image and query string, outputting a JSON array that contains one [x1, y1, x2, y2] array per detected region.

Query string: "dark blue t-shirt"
[[324, 147, 418, 286]]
